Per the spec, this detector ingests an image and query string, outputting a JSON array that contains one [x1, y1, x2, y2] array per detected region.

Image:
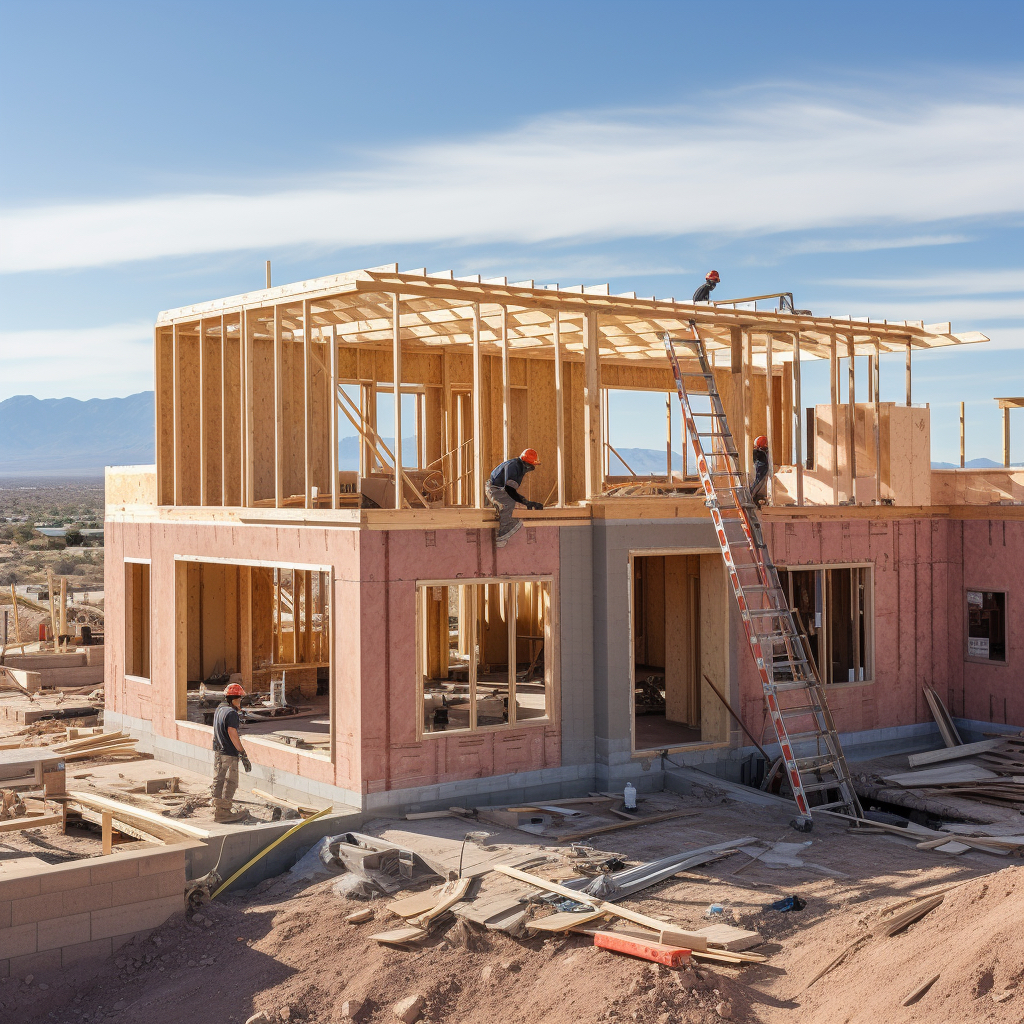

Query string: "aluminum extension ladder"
[[662, 322, 863, 829]]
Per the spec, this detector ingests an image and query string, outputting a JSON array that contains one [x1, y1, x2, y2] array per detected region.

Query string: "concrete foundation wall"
[[0, 843, 192, 980]]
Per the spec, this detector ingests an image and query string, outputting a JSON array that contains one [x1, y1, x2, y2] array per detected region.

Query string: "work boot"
[[495, 521, 523, 548], [213, 806, 249, 824]]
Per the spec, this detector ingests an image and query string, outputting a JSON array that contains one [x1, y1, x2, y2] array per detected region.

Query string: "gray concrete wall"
[[589, 518, 721, 789], [557, 525, 596, 769]]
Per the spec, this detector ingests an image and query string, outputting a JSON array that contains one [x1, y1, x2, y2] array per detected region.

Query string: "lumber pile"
[[51, 730, 141, 761], [893, 731, 1024, 812]]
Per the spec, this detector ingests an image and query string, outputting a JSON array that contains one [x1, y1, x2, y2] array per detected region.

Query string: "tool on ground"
[[662, 323, 863, 830]]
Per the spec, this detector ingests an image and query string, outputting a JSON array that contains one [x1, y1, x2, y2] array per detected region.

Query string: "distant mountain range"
[[2, 392, 1011, 478], [931, 459, 1020, 469], [0, 393, 156, 475]]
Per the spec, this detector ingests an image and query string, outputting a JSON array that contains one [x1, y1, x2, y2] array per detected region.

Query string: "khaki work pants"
[[485, 482, 522, 545], [211, 751, 239, 814]]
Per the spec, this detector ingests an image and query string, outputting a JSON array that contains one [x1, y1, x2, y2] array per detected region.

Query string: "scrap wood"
[[557, 809, 701, 843], [907, 738, 1005, 767], [902, 973, 941, 1006], [494, 863, 709, 951], [877, 894, 945, 937], [882, 765, 998, 788], [526, 908, 608, 933], [0, 811, 63, 833], [370, 924, 430, 946], [65, 790, 210, 838], [922, 686, 962, 747], [406, 876, 472, 929], [802, 934, 870, 991], [251, 787, 320, 816]]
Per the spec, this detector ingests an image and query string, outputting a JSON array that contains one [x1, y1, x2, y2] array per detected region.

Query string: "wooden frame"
[[777, 562, 876, 686], [152, 264, 985, 513], [123, 558, 151, 683], [414, 575, 557, 742]]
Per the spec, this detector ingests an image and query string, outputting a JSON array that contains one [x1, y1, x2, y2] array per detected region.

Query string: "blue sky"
[[0, 0, 1022, 463]]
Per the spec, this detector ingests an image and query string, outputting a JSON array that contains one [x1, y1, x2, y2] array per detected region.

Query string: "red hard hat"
[[520, 448, 540, 465], [225, 682, 246, 697], [706, 270, 720, 282], [754, 435, 768, 449]]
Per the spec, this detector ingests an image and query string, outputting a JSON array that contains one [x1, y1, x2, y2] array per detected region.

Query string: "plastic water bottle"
[[624, 782, 637, 810]]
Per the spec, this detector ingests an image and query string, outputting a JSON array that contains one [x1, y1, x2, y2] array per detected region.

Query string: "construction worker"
[[486, 449, 544, 546], [750, 435, 770, 508], [692, 270, 720, 304], [211, 682, 252, 823]]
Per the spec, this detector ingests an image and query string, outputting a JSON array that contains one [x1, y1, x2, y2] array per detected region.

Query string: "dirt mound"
[[793, 865, 1023, 1023], [5, 874, 758, 1024]]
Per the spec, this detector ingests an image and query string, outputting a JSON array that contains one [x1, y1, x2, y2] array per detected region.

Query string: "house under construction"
[[103, 264, 1021, 814]]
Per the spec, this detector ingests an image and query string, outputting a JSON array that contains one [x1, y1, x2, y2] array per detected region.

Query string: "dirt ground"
[[2, 785, 1020, 1024]]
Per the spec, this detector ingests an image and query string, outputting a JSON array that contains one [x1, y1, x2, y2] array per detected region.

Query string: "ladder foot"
[[790, 816, 814, 833]]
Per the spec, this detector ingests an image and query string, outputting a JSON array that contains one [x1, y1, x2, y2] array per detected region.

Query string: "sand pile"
[[793, 865, 1023, 1023]]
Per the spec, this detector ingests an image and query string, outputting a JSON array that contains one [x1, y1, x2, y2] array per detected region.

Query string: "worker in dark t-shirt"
[[750, 435, 771, 508], [486, 449, 544, 546], [692, 270, 721, 303], [211, 682, 252, 823]]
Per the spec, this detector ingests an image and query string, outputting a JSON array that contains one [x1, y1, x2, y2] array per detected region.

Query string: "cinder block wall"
[[0, 842, 193, 979]]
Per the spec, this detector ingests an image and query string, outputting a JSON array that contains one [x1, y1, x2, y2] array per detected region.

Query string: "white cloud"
[[819, 269, 1024, 294], [781, 234, 973, 256], [1, 87, 1023, 273], [0, 323, 153, 400]]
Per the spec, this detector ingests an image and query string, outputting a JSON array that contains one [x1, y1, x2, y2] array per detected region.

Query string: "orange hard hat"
[[754, 435, 768, 449], [225, 682, 246, 697], [520, 448, 540, 465], [706, 270, 720, 283]]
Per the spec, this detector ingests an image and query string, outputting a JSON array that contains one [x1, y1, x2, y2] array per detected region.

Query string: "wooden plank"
[[66, 791, 210, 838], [583, 312, 602, 498], [274, 305, 285, 509], [0, 813, 63, 833], [407, 876, 472, 928], [526, 909, 608, 932], [500, 306, 511, 460], [902, 974, 940, 1007], [922, 687, 963, 747], [907, 739, 1005, 767], [847, 333, 857, 503], [330, 324, 339, 510], [882, 765, 997, 787], [556, 809, 700, 843], [493, 864, 708, 950], [766, 331, 774, 504], [830, 334, 839, 503], [173, 323, 182, 505], [303, 299, 313, 509], [370, 925, 429, 945], [101, 811, 113, 855], [393, 292, 403, 510], [689, 923, 763, 951]]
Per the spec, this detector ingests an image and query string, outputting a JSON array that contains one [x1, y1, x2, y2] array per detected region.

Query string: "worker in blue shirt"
[[750, 435, 770, 508], [486, 448, 544, 546], [692, 270, 720, 304]]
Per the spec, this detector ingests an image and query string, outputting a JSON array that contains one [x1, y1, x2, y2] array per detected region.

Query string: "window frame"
[[415, 575, 556, 740], [776, 561, 875, 687], [123, 557, 152, 683], [965, 588, 1008, 666]]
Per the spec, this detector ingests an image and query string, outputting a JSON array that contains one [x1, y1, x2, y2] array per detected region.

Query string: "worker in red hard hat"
[[211, 681, 252, 823], [750, 435, 770, 508], [486, 448, 544, 547], [692, 270, 721, 304]]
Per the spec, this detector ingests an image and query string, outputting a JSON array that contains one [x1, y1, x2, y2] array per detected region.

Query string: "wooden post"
[[265, 260, 271, 289], [830, 334, 840, 504], [101, 811, 113, 856], [198, 319, 207, 507], [793, 332, 804, 506], [242, 308, 253, 508], [583, 312, 602, 498], [9, 585, 20, 644], [393, 292, 404, 509], [219, 314, 227, 507], [59, 576, 67, 640], [274, 305, 284, 508], [730, 325, 742, 374], [330, 324, 339, 509], [846, 334, 857, 505], [960, 401, 965, 469], [172, 323, 182, 506], [874, 337, 882, 502], [905, 339, 912, 407], [472, 302, 483, 509], [303, 299, 313, 509], [46, 569, 57, 648], [501, 306, 511, 461], [742, 330, 752, 475], [765, 332, 774, 504], [552, 311, 565, 506], [665, 394, 672, 481], [1004, 407, 1011, 468]]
